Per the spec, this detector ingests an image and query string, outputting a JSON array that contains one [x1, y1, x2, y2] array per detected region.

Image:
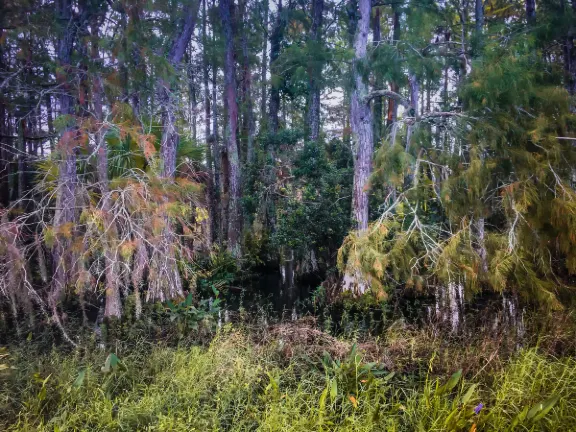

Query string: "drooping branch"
[[363, 90, 409, 108]]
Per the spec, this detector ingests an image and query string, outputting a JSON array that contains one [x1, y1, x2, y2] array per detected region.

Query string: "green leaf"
[[72, 369, 86, 389], [319, 387, 328, 411], [439, 369, 462, 394], [185, 293, 193, 307], [527, 394, 560, 422], [461, 384, 477, 405], [330, 379, 338, 402], [509, 406, 529, 430], [102, 353, 121, 373]]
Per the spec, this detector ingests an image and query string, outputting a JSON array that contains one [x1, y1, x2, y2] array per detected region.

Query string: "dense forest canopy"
[[0, 0, 575, 341]]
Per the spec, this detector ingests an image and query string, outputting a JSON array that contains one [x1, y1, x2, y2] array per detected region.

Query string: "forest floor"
[[1, 315, 576, 431]]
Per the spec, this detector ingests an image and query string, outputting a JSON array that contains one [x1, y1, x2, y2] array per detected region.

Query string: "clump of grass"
[[1, 325, 575, 431]]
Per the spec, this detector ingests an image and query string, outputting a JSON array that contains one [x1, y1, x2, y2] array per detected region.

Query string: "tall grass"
[[1, 327, 575, 431]]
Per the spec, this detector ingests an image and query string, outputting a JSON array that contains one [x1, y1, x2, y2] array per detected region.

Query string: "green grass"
[[1, 326, 576, 431]]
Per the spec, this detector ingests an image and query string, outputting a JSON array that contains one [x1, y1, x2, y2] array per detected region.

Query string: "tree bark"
[[187, 49, 198, 143], [526, 0, 536, 23], [307, 0, 324, 142], [405, 72, 419, 151], [91, 9, 121, 319], [149, 0, 200, 301], [202, 0, 219, 244], [220, 0, 242, 257], [475, 0, 483, 35], [343, 0, 373, 295], [386, 7, 401, 127], [240, 0, 256, 163], [565, 0, 576, 109], [51, 0, 78, 314], [351, 0, 373, 233], [372, 7, 383, 147], [269, 0, 284, 133], [211, 0, 225, 244], [260, 0, 269, 127]]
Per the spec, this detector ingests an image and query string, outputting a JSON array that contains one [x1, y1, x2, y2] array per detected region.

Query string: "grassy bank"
[[1, 321, 576, 431]]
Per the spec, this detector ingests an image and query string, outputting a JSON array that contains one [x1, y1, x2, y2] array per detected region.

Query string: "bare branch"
[[363, 89, 410, 107]]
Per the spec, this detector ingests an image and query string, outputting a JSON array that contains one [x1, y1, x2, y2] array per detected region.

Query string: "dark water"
[[223, 266, 526, 338]]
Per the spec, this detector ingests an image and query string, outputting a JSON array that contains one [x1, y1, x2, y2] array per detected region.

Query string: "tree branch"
[[363, 89, 410, 108], [168, 0, 201, 65]]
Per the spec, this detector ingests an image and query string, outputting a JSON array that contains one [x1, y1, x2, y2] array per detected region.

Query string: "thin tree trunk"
[[126, 1, 144, 117], [386, 7, 401, 128], [269, 0, 284, 133], [260, 0, 269, 126], [526, 0, 536, 22], [211, 1, 225, 244], [149, 0, 200, 301], [220, 0, 242, 257], [92, 12, 121, 319], [240, 0, 256, 163], [17, 118, 25, 205], [187, 49, 198, 142], [202, 0, 218, 244], [475, 0, 483, 35], [405, 72, 419, 151], [372, 7, 382, 147], [51, 0, 78, 319], [307, 0, 323, 142], [564, 0, 576, 111]]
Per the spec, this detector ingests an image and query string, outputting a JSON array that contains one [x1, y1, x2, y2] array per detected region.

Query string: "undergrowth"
[[1, 323, 576, 431]]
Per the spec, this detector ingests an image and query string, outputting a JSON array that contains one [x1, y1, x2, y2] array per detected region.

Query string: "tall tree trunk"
[[269, 0, 283, 133], [475, 0, 484, 35], [307, 0, 323, 142], [386, 7, 401, 128], [0, 75, 8, 206], [51, 0, 78, 323], [565, 0, 576, 110], [260, 0, 269, 126], [92, 11, 121, 319], [187, 49, 198, 142], [149, 0, 200, 301], [526, 0, 536, 23], [405, 72, 419, 151], [126, 0, 144, 117], [343, 0, 373, 294], [372, 6, 382, 147], [17, 118, 25, 205], [211, 1, 225, 244], [202, 0, 218, 244], [220, 0, 242, 257], [240, 0, 256, 163], [350, 0, 373, 233]]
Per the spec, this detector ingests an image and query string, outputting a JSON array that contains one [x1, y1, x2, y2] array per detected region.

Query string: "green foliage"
[[166, 289, 222, 332], [340, 25, 576, 308], [273, 139, 353, 268], [1, 333, 573, 431]]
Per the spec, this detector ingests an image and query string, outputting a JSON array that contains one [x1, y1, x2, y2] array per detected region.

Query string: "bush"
[[1, 327, 575, 431]]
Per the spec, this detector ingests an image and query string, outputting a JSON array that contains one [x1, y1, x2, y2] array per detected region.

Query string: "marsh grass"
[[1, 322, 576, 431]]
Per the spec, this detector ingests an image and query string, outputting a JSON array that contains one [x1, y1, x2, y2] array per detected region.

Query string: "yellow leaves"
[[120, 241, 136, 261], [139, 134, 157, 161], [348, 395, 358, 408], [55, 222, 74, 239], [195, 207, 209, 223], [372, 260, 384, 278]]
